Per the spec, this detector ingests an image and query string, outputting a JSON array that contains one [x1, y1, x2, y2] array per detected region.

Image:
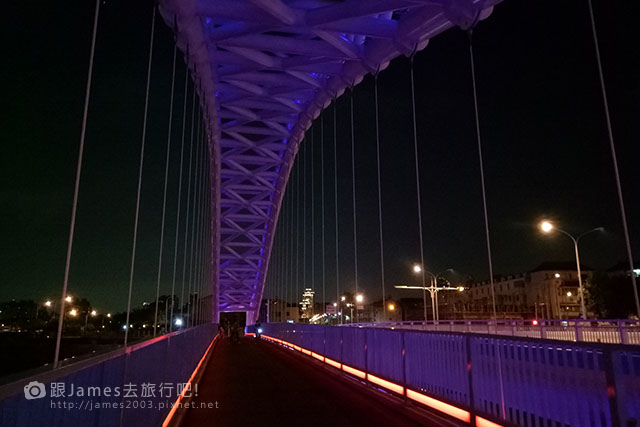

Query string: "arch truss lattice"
[[158, 0, 501, 323]]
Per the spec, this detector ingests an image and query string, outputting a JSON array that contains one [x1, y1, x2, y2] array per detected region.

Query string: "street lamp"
[[413, 264, 422, 273], [540, 220, 603, 319], [69, 309, 77, 317], [65, 296, 73, 303], [44, 300, 52, 307], [387, 303, 395, 311], [355, 294, 364, 303]]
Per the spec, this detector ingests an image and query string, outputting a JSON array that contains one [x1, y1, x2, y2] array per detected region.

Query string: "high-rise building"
[[300, 288, 314, 319]]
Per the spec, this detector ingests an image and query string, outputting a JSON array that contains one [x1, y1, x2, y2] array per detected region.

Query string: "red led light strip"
[[259, 333, 502, 427], [475, 416, 503, 427], [162, 333, 220, 427]]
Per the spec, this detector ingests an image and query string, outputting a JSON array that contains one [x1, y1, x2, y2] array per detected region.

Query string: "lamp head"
[[540, 221, 553, 233]]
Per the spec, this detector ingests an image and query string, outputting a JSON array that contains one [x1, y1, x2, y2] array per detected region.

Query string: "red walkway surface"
[[177, 336, 463, 427]]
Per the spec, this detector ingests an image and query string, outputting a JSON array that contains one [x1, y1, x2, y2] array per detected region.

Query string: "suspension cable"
[[153, 44, 177, 336], [180, 82, 196, 322], [302, 137, 307, 317], [468, 28, 505, 421], [374, 74, 387, 319], [468, 32, 497, 321], [587, 0, 639, 318], [311, 125, 315, 314], [53, 0, 101, 369], [188, 112, 202, 327], [409, 57, 429, 325], [290, 167, 296, 319], [350, 90, 359, 321], [169, 60, 189, 332], [296, 148, 302, 316], [187, 110, 202, 326], [320, 115, 326, 313], [124, 5, 156, 347], [333, 102, 340, 323]]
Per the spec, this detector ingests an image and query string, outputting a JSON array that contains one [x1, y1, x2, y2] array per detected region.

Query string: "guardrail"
[[0, 323, 217, 427], [257, 322, 640, 427], [343, 319, 640, 345]]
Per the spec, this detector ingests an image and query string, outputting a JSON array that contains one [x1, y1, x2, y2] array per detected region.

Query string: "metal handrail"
[[340, 318, 640, 345]]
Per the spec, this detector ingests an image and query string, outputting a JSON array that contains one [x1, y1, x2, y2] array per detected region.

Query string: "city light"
[[65, 296, 73, 303], [91, 310, 97, 316], [457, 286, 465, 292], [567, 291, 572, 297], [540, 221, 553, 233], [175, 318, 183, 327], [333, 302, 337, 307], [555, 273, 560, 278], [107, 313, 111, 318], [122, 325, 127, 330], [387, 303, 395, 311], [413, 264, 422, 273], [340, 296, 346, 302], [44, 300, 52, 307], [69, 309, 77, 317], [355, 294, 364, 303]]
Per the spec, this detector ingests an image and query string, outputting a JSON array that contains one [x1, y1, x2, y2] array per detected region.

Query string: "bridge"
[[1, 1, 639, 427]]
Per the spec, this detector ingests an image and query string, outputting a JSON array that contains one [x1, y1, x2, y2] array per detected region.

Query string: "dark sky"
[[2, 0, 638, 312]]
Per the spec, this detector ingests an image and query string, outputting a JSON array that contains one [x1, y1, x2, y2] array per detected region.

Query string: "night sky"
[[2, 0, 638, 312]]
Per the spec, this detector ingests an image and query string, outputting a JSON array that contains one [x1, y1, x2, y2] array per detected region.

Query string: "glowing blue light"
[[175, 318, 183, 327], [257, 328, 263, 333], [122, 325, 127, 330]]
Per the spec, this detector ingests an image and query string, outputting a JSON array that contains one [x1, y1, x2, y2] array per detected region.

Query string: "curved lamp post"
[[540, 221, 603, 319]]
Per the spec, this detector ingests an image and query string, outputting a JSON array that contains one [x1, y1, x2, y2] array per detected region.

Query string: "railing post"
[[465, 334, 476, 425], [617, 321, 629, 345], [401, 330, 407, 403], [540, 322, 546, 339], [340, 325, 344, 364], [364, 328, 368, 373], [603, 348, 622, 427], [575, 320, 584, 342]]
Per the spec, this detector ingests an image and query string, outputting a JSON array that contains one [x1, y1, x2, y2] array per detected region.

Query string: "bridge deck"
[[178, 336, 456, 427]]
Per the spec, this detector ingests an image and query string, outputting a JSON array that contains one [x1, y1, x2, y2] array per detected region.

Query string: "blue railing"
[[0, 323, 217, 427], [257, 323, 640, 427]]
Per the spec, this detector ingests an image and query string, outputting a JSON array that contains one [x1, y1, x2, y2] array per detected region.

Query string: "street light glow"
[[388, 303, 395, 311], [340, 296, 346, 302], [44, 300, 52, 307], [65, 296, 73, 303], [540, 221, 553, 233], [175, 318, 183, 327], [69, 309, 77, 316], [413, 264, 422, 273], [457, 286, 465, 292], [554, 273, 560, 278], [91, 310, 97, 316], [355, 294, 364, 303], [107, 313, 111, 318], [567, 291, 572, 297]]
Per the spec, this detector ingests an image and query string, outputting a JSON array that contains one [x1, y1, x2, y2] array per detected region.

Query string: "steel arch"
[[158, 0, 501, 323]]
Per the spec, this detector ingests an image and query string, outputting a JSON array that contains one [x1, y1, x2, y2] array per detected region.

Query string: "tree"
[[588, 272, 639, 318]]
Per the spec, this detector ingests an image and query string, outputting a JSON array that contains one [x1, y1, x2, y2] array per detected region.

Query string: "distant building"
[[300, 288, 314, 319], [442, 262, 594, 319]]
